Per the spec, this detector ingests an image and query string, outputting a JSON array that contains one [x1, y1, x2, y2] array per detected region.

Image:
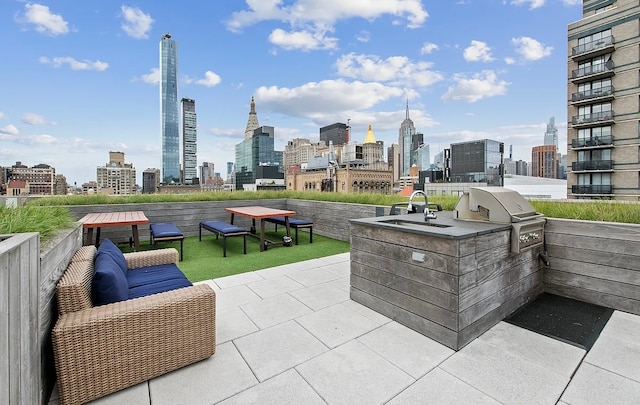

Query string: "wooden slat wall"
[[67, 199, 387, 245], [544, 218, 640, 315], [350, 221, 543, 350], [0, 233, 40, 405]]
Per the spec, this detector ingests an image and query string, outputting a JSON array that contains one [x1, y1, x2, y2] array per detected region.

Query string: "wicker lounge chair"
[[52, 245, 216, 405]]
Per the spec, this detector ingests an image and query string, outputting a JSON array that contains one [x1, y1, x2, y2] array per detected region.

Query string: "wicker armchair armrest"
[[52, 284, 216, 405], [124, 247, 179, 269]]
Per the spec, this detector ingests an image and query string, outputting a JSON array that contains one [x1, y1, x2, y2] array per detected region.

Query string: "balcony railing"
[[571, 61, 614, 80], [572, 35, 615, 57], [571, 85, 614, 102], [571, 184, 612, 194], [572, 111, 614, 126], [571, 135, 613, 148], [572, 160, 613, 172]]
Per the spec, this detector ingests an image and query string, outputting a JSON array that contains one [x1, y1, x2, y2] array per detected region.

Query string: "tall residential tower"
[[160, 33, 180, 183], [181, 98, 197, 184], [567, 1, 640, 200]]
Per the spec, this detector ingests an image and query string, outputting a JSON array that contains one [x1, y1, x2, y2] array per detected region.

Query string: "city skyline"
[[0, 1, 581, 186]]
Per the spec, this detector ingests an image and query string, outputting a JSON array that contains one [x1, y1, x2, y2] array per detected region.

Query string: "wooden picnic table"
[[79, 211, 149, 251], [225, 206, 296, 252]]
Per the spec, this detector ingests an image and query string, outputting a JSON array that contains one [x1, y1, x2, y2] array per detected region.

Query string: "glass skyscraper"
[[160, 33, 180, 183], [181, 98, 197, 184], [235, 126, 283, 190]]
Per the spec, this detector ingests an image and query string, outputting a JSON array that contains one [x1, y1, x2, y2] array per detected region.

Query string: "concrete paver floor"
[[47, 253, 640, 405]]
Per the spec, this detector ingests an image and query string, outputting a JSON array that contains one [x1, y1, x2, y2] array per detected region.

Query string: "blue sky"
[[0, 0, 582, 186]]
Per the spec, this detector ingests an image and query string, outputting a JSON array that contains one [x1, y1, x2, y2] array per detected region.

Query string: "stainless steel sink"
[[379, 219, 451, 228]]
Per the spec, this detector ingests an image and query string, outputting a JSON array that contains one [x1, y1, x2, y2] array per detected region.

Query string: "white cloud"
[[441, 70, 509, 103], [39, 56, 108, 71], [0, 125, 19, 135], [269, 28, 338, 51], [16, 134, 57, 145], [120, 6, 154, 39], [226, 0, 428, 50], [138, 68, 160, 84], [335, 53, 444, 87], [463, 40, 494, 62], [510, 0, 545, 9], [562, 0, 581, 5], [512, 36, 552, 61], [22, 113, 48, 125], [255, 79, 405, 117], [420, 42, 438, 54], [20, 3, 69, 36], [0, 112, 6, 120], [356, 30, 370, 43], [195, 71, 222, 87], [505, 57, 516, 65]]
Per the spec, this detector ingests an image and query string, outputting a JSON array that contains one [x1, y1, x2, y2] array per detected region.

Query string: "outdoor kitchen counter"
[[349, 210, 511, 239], [349, 210, 544, 351]]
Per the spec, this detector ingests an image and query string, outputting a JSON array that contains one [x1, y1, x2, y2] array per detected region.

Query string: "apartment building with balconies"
[[567, 0, 640, 200]]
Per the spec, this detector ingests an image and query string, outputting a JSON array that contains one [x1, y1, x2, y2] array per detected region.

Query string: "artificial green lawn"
[[122, 228, 350, 283]]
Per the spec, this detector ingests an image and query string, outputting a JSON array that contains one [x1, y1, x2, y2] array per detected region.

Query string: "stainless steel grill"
[[453, 186, 546, 253]]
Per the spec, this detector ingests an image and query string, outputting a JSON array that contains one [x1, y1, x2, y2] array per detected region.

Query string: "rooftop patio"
[[46, 252, 640, 405]]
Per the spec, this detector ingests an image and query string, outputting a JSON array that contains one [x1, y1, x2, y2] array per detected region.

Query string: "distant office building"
[[142, 168, 160, 194], [361, 125, 385, 169], [97, 152, 136, 195], [531, 145, 558, 179], [320, 123, 348, 146], [200, 162, 215, 185], [450, 139, 504, 186], [515, 160, 529, 176], [416, 144, 431, 170], [284, 138, 316, 168], [82, 181, 98, 194], [6, 162, 59, 195], [398, 101, 416, 177], [236, 125, 283, 190], [544, 116, 559, 149], [567, 0, 640, 200], [181, 98, 197, 184], [160, 33, 180, 183], [54, 174, 67, 195], [387, 144, 400, 182], [226, 162, 234, 177]]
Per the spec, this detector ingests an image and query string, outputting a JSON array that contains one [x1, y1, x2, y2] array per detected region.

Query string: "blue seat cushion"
[[200, 220, 246, 234], [126, 263, 188, 288], [97, 238, 127, 276], [128, 277, 193, 300], [150, 222, 183, 238], [92, 252, 129, 306], [269, 216, 312, 226]]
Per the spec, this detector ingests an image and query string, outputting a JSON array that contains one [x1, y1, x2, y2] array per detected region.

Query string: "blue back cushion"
[[98, 238, 127, 276], [92, 252, 129, 305]]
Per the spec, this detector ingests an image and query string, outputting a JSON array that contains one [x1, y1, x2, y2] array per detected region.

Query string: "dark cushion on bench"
[[267, 216, 313, 226], [150, 223, 184, 238], [126, 264, 188, 288], [200, 220, 247, 234], [128, 277, 192, 300]]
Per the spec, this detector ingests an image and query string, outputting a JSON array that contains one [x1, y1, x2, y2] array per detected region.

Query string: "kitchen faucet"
[[407, 190, 437, 221]]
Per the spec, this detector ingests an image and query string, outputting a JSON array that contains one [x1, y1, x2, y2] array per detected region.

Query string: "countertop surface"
[[349, 210, 511, 239]]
